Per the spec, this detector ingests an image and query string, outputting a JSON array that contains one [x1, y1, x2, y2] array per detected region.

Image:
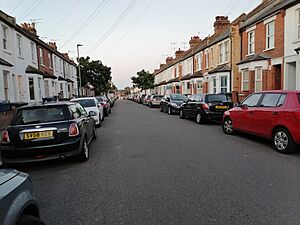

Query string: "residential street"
[[19, 100, 300, 225]]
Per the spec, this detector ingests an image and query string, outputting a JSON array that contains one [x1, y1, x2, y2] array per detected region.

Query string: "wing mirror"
[[166, 97, 170, 102], [241, 104, 249, 110], [89, 111, 97, 117]]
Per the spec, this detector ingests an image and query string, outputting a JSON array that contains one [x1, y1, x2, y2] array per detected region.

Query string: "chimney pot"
[[214, 16, 230, 34]]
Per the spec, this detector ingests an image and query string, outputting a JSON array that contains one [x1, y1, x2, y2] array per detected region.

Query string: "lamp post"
[[77, 44, 83, 97]]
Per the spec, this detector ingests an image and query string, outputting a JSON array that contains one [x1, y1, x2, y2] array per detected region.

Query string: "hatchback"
[[71, 97, 103, 127], [148, 95, 163, 108], [0, 102, 96, 165], [179, 94, 233, 124], [222, 91, 300, 153], [160, 94, 188, 114]]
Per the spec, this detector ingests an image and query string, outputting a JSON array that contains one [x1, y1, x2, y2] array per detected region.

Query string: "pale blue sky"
[[1, 0, 261, 89]]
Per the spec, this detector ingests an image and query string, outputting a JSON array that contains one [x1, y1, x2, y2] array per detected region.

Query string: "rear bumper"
[[204, 111, 225, 121], [0, 137, 82, 164]]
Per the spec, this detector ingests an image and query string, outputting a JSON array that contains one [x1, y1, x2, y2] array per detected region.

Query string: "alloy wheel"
[[223, 119, 233, 134], [83, 140, 89, 159], [196, 113, 202, 124], [274, 131, 288, 151]]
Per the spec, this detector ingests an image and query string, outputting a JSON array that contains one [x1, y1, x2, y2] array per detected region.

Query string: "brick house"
[[236, 0, 295, 101]]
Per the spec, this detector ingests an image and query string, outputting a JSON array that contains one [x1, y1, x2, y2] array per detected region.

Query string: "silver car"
[[0, 169, 46, 225]]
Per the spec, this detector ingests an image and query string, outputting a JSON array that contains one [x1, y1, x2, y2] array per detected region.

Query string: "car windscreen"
[[11, 106, 68, 125], [153, 95, 163, 99], [206, 94, 228, 103], [74, 99, 96, 107], [170, 94, 188, 101]]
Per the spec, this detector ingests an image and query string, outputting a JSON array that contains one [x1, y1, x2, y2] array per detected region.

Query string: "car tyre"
[[222, 117, 235, 135], [78, 138, 89, 162], [179, 109, 185, 119], [168, 106, 172, 115], [17, 215, 46, 225], [196, 112, 204, 124], [272, 128, 296, 154]]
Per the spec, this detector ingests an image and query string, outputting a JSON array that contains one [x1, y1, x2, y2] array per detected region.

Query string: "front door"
[[17, 75, 24, 102]]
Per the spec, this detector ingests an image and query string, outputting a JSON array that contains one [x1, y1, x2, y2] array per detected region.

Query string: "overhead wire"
[[46, 0, 80, 36], [103, 0, 152, 59], [11, 0, 24, 13], [86, 0, 137, 56], [19, 0, 44, 21], [60, 0, 110, 49]]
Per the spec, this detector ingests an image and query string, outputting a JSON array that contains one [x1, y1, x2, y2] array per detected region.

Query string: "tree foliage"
[[78, 57, 112, 95], [131, 70, 154, 91]]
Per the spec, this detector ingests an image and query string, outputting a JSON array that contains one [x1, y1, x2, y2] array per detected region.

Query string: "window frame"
[[30, 42, 35, 62], [297, 10, 300, 39], [39, 48, 44, 66], [48, 52, 53, 69], [266, 21, 275, 50], [224, 41, 229, 62], [242, 69, 250, 91], [16, 34, 22, 57], [212, 77, 217, 94], [255, 67, 262, 92], [2, 25, 8, 50], [220, 76, 228, 94], [28, 77, 35, 100], [219, 43, 223, 64], [248, 31, 255, 55], [3, 70, 9, 100]]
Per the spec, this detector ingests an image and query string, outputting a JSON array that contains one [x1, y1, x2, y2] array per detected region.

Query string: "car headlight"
[[170, 103, 178, 107]]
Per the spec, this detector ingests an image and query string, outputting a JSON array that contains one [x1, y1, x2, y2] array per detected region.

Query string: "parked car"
[[70, 97, 103, 127], [139, 94, 147, 104], [179, 93, 233, 124], [95, 96, 111, 117], [143, 95, 152, 106], [148, 95, 163, 108], [222, 90, 300, 154], [0, 169, 46, 225], [0, 102, 96, 165], [160, 94, 188, 114]]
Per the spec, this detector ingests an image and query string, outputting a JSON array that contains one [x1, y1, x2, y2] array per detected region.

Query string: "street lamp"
[[77, 44, 83, 97]]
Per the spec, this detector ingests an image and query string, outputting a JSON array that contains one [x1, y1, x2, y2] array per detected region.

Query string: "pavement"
[[14, 100, 300, 225]]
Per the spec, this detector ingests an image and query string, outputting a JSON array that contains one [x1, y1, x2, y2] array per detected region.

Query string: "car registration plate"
[[24, 131, 53, 140], [215, 105, 228, 109]]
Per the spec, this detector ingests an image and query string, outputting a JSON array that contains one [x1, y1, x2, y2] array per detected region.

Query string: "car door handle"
[[273, 112, 279, 115]]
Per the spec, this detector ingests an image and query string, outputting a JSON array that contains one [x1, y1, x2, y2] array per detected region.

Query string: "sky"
[[0, 0, 261, 89]]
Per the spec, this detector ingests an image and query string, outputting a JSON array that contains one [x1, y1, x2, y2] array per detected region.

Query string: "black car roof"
[[19, 101, 76, 110]]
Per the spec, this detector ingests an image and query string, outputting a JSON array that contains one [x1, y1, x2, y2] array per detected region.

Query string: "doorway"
[[274, 65, 281, 90]]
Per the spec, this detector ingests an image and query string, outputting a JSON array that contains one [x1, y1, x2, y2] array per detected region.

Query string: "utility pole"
[[77, 44, 83, 97]]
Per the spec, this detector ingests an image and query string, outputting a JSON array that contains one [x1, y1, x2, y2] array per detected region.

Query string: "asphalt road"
[[18, 100, 300, 225]]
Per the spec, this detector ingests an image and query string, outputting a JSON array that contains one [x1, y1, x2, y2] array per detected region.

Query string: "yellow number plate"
[[24, 131, 53, 140], [215, 106, 228, 109]]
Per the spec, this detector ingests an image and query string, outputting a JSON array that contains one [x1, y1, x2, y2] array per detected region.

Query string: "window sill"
[[246, 53, 255, 57], [293, 39, 300, 44], [18, 56, 24, 60], [263, 47, 275, 52], [3, 50, 11, 55]]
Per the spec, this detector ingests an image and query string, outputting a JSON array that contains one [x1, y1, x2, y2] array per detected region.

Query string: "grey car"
[[0, 169, 46, 225]]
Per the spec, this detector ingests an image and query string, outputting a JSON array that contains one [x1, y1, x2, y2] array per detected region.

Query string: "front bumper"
[[1, 137, 82, 164], [170, 105, 180, 114]]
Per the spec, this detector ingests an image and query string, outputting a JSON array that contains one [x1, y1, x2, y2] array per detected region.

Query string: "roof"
[[240, 0, 299, 31], [0, 58, 13, 67], [25, 65, 44, 75], [237, 54, 271, 65], [208, 64, 231, 74]]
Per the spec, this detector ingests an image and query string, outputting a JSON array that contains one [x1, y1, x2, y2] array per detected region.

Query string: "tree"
[[78, 57, 112, 95], [131, 70, 154, 93], [124, 87, 131, 95]]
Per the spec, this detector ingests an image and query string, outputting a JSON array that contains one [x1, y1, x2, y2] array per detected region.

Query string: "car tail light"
[[201, 103, 209, 110], [1, 130, 10, 144], [69, 123, 79, 137]]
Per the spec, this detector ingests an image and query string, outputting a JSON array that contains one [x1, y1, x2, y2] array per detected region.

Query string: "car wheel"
[[78, 138, 89, 162], [196, 112, 204, 124], [168, 106, 172, 115], [223, 117, 235, 135], [179, 109, 185, 119], [92, 126, 97, 140], [17, 215, 46, 225], [272, 128, 296, 154]]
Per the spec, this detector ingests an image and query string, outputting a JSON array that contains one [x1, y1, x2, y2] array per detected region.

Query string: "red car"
[[222, 90, 300, 154]]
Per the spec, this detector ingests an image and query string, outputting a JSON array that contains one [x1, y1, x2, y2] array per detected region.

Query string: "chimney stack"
[[214, 16, 230, 34], [175, 48, 184, 58], [160, 64, 166, 69], [189, 36, 201, 49], [21, 22, 37, 36], [165, 56, 173, 64], [48, 42, 57, 50]]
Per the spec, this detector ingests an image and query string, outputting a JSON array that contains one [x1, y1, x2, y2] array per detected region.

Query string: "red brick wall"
[[37, 45, 54, 76], [241, 10, 284, 59]]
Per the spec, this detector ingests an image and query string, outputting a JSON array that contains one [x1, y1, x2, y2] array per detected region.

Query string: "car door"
[[184, 95, 195, 117], [190, 94, 202, 118], [77, 104, 93, 141], [232, 93, 263, 132], [251, 93, 286, 137]]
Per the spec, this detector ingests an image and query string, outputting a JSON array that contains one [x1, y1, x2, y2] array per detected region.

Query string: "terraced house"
[[0, 10, 77, 104]]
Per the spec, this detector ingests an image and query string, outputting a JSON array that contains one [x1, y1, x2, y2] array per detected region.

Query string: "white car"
[[70, 97, 104, 127]]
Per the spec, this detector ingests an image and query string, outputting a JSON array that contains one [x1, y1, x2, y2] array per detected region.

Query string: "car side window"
[[69, 105, 82, 119], [260, 94, 282, 107], [276, 94, 286, 107], [242, 93, 262, 107]]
